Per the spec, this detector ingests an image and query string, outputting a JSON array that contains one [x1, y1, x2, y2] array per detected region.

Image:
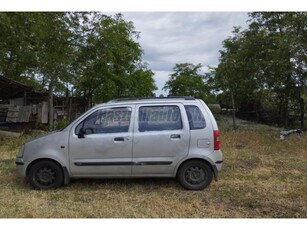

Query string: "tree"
[[212, 27, 262, 129], [0, 13, 39, 83], [0, 13, 75, 129], [163, 63, 210, 100], [71, 13, 156, 107], [214, 12, 307, 128], [248, 12, 307, 128], [124, 65, 157, 98], [33, 13, 75, 129]]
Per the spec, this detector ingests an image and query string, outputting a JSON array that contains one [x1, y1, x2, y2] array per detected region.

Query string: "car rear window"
[[138, 106, 182, 132], [185, 105, 206, 129]]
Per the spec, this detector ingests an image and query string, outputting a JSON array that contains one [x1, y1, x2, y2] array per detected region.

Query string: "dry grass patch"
[[0, 125, 306, 218]]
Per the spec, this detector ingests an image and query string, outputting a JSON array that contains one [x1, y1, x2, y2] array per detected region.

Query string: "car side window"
[[138, 105, 182, 132], [184, 105, 206, 129], [75, 107, 132, 135]]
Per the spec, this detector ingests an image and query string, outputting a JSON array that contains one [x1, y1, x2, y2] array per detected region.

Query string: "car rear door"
[[132, 103, 190, 176]]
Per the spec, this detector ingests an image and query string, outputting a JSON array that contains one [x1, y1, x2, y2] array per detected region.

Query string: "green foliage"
[[214, 12, 307, 128], [34, 123, 49, 131], [124, 67, 157, 98], [0, 13, 38, 79], [0, 13, 74, 91], [55, 118, 70, 130], [163, 63, 214, 102], [0, 12, 156, 106], [69, 13, 156, 106]]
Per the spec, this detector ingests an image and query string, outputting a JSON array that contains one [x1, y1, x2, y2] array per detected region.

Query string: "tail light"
[[214, 130, 220, 150]]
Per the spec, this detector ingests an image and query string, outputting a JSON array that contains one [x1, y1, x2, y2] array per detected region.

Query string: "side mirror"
[[78, 128, 85, 138]]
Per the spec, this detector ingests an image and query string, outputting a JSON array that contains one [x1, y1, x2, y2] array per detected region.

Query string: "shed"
[[0, 75, 49, 128], [0, 75, 84, 130], [0, 75, 33, 100]]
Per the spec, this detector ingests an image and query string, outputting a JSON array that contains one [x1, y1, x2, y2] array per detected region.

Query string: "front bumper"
[[15, 157, 24, 165], [15, 157, 27, 176]]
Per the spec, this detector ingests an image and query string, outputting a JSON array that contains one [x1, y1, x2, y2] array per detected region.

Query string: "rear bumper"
[[212, 160, 223, 181], [211, 150, 223, 181]]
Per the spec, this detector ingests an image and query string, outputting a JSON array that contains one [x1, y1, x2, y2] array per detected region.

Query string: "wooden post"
[[24, 91, 27, 106]]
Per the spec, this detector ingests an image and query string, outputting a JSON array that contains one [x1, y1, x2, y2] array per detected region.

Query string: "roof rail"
[[108, 96, 195, 103]]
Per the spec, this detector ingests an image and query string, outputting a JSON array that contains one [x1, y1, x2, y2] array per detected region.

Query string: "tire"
[[28, 160, 64, 190], [177, 160, 213, 190]]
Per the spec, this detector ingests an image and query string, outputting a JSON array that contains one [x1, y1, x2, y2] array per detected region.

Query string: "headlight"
[[17, 144, 25, 158]]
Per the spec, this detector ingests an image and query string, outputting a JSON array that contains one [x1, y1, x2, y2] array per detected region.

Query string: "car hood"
[[26, 130, 60, 144]]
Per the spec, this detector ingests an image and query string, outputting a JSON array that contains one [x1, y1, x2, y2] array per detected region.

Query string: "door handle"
[[114, 137, 125, 142], [170, 134, 181, 139]]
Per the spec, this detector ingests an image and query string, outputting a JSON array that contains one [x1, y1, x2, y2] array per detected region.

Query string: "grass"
[[0, 122, 306, 218]]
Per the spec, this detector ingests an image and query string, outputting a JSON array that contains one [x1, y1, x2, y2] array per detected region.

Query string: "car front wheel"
[[28, 160, 64, 189]]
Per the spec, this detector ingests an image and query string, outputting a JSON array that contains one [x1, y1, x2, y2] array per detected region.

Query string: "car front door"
[[132, 103, 190, 176], [69, 106, 134, 177]]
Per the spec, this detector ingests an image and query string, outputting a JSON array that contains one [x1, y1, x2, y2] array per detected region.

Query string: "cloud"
[[122, 12, 249, 95], [152, 70, 172, 96]]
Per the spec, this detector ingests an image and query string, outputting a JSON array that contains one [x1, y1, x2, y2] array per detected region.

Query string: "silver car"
[[16, 97, 223, 190]]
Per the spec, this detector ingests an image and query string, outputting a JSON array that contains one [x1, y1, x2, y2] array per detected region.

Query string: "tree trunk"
[[48, 82, 54, 131], [90, 93, 93, 108], [231, 91, 237, 130], [283, 96, 289, 128], [300, 97, 305, 129], [82, 90, 87, 111]]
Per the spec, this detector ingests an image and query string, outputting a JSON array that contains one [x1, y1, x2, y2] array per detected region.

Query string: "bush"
[[55, 118, 70, 130]]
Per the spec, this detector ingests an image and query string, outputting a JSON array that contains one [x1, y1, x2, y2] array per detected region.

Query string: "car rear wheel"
[[28, 160, 64, 189], [177, 160, 213, 190]]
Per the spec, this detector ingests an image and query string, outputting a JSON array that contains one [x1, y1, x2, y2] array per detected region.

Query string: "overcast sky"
[[120, 12, 249, 96]]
